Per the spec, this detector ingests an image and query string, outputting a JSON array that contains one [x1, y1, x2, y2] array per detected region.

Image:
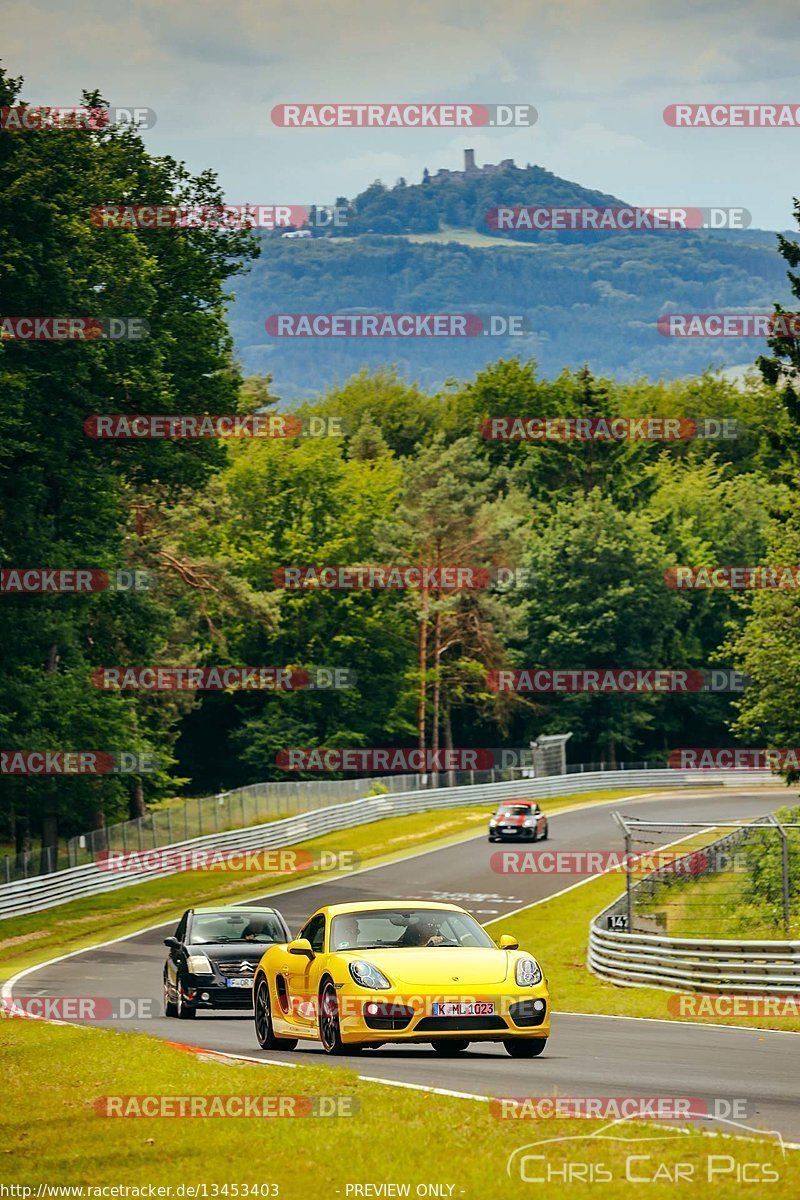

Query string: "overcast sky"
[[5, 0, 800, 230]]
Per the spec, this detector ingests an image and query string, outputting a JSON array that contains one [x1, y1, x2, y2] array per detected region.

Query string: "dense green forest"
[[4, 65, 800, 864]]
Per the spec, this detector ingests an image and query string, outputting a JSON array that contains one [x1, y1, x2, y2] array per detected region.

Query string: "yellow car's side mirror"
[[288, 937, 314, 958], [498, 933, 520, 950]]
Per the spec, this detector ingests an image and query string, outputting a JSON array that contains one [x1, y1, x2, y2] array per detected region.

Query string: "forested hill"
[[328, 160, 627, 237], [227, 155, 795, 398], [230, 228, 793, 399]]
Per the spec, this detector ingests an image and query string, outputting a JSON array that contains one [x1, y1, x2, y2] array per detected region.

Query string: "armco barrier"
[[588, 816, 799, 994], [0, 768, 776, 920]]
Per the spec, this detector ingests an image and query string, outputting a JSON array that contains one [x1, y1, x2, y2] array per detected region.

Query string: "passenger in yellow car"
[[332, 916, 361, 949]]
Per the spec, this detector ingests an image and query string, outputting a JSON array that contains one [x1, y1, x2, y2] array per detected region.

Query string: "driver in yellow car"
[[401, 918, 446, 947]]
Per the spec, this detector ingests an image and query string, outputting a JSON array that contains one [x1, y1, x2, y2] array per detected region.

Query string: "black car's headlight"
[[186, 954, 213, 975], [349, 961, 391, 989], [515, 957, 543, 987]]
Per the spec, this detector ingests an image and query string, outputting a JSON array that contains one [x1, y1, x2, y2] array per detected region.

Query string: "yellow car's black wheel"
[[319, 981, 362, 1055], [432, 1039, 469, 1055], [254, 977, 297, 1051], [504, 1037, 547, 1057]]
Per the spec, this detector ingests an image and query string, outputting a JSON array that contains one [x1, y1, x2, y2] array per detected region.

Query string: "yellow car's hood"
[[348, 947, 511, 987]]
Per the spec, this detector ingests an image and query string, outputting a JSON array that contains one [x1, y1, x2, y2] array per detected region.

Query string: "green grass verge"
[[1, 1017, 794, 1196], [487, 831, 800, 1033], [664, 869, 800, 940], [0, 788, 655, 981]]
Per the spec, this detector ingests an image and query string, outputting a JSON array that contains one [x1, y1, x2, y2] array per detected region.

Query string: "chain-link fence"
[[0, 757, 665, 884], [611, 809, 800, 939]]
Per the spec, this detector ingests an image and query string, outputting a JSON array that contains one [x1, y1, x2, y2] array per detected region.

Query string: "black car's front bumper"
[[181, 976, 254, 1009]]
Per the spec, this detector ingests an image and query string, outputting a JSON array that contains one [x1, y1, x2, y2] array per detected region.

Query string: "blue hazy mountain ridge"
[[228, 155, 794, 398]]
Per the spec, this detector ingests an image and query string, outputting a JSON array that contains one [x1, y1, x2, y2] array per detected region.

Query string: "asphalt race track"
[[9, 788, 800, 1141]]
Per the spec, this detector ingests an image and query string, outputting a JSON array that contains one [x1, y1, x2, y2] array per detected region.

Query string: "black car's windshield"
[[190, 912, 284, 945], [330, 908, 495, 950]]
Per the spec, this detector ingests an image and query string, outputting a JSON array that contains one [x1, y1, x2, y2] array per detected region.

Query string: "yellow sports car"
[[252, 900, 549, 1057]]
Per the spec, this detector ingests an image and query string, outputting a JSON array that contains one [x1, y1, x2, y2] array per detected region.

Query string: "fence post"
[[779, 821, 791, 938], [624, 828, 634, 931], [167, 806, 173, 843], [241, 791, 246, 828], [152, 811, 158, 848], [198, 797, 203, 836], [5, 856, 9, 884]]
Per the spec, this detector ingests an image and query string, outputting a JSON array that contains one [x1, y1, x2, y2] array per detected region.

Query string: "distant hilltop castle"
[[423, 148, 520, 181]]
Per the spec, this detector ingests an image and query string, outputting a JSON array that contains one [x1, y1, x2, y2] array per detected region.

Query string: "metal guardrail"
[[0, 767, 776, 920], [5, 760, 664, 883], [588, 817, 800, 994]]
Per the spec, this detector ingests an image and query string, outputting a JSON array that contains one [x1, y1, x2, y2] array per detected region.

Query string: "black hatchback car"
[[163, 905, 291, 1019]]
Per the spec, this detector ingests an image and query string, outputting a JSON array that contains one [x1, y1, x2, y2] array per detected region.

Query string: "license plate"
[[432, 1001, 495, 1017], [226, 978, 253, 989]]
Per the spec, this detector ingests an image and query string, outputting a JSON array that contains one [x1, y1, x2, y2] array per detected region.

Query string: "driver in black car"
[[242, 917, 265, 941]]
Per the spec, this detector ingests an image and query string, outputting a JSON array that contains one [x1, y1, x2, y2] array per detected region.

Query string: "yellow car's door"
[[286, 913, 327, 1029]]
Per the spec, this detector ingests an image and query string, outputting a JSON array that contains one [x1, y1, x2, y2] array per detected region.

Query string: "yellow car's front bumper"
[[335, 983, 550, 1044]]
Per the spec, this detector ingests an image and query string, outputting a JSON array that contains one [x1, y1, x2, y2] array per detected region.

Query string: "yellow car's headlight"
[[515, 957, 543, 987], [349, 960, 391, 989]]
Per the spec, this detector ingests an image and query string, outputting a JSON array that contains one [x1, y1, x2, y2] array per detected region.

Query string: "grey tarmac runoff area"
[[7, 788, 800, 1141]]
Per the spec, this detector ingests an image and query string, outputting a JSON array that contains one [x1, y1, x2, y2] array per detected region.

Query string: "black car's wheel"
[[504, 1037, 547, 1058], [254, 977, 297, 1050], [431, 1039, 470, 1055], [163, 975, 178, 1018], [176, 984, 196, 1020], [488, 836, 497, 842], [318, 981, 361, 1055]]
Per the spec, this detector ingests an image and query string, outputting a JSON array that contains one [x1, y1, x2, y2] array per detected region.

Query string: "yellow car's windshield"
[[330, 908, 495, 951]]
